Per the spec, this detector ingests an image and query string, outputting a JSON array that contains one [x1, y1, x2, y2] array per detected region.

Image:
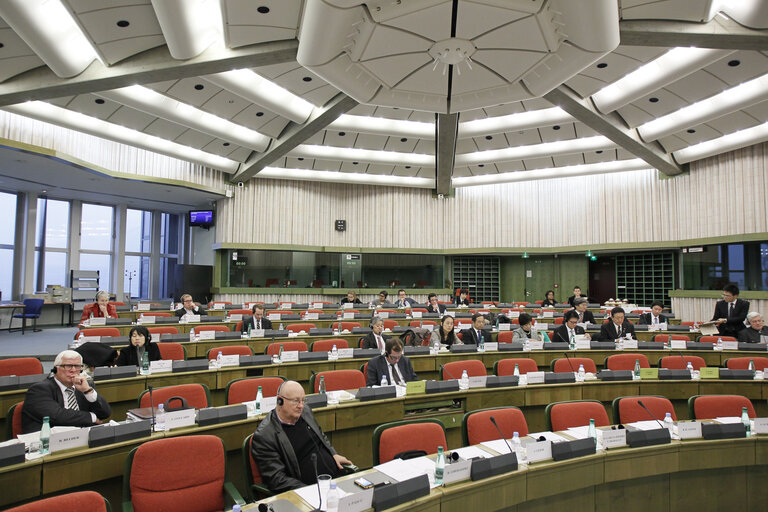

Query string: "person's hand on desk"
[[715, 318, 727, 325], [333, 453, 353, 470]]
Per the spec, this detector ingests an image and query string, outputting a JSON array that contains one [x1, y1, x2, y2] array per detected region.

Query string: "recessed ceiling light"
[[596, 150, 603, 154], [649, 97, 659, 103], [194, 84, 204, 90], [596, 62, 608, 69], [116, 20, 130, 28], [223, 142, 230, 146], [405, 165, 411, 169], [728, 60, 741, 67], [256, 112, 264, 117], [94, 98, 105, 104], [478, 164, 484, 168], [485, 135, 493, 140], [0, 43, 4, 49], [352, 161, 358, 165], [338, 132, 346, 136], [553, 125, 560, 130], [227, 100, 234, 104], [687, 129, 696, 133], [400, 137, 408, 142], [297, 157, 304, 161], [257, 6, 270, 13], [302, 76, 312, 82]]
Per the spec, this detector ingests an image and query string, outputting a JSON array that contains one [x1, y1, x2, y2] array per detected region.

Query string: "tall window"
[[0, 191, 17, 297], [159, 213, 180, 299], [34, 198, 70, 289], [80, 203, 113, 291], [124, 209, 151, 298]]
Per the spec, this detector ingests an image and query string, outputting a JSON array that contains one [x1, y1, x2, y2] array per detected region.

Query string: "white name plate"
[[261, 396, 277, 413], [339, 487, 373, 512], [722, 341, 739, 351], [442, 458, 472, 484], [213, 303, 225, 310], [542, 311, 554, 318], [622, 339, 638, 349], [280, 303, 292, 309], [498, 323, 511, 331], [137, 303, 151, 311], [165, 409, 196, 430], [526, 371, 545, 384], [50, 428, 89, 453], [187, 314, 201, 323], [412, 311, 423, 318], [753, 418, 768, 434], [139, 316, 155, 324], [678, 421, 703, 439], [305, 313, 319, 320], [89, 317, 107, 326], [281, 350, 300, 362], [535, 323, 549, 331], [83, 336, 101, 343], [379, 311, 389, 319], [484, 342, 498, 352], [599, 428, 627, 449], [510, 311, 520, 318], [228, 314, 243, 321], [312, 302, 324, 309], [198, 330, 216, 340], [337, 348, 354, 359], [525, 440, 552, 462], [343, 312, 355, 319], [342, 303, 353, 309], [670, 339, 687, 350], [250, 329, 265, 338], [528, 341, 544, 351], [219, 354, 240, 367], [268, 313, 281, 320], [468, 376, 487, 389], [575, 338, 591, 350], [149, 360, 173, 373]]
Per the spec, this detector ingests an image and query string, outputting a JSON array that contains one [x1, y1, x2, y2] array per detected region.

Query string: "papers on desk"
[[626, 420, 665, 431], [479, 439, 515, 455], [375, 456, 440, 488], [714, 416, 742, 424], [451, 445, 495, 460], [294, 482, 349, 511], [527, 431, 571, 443], [564, 426, 591, 440]]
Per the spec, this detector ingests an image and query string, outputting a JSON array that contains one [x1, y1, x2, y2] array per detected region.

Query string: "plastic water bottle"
[[513, 364, 520, 377], [588, 418, 597, 441], [569, 334, 575, 350], [663, 412, 674, 435], [381, 375, 388, 387], [432, 338, 440, 354], [216, 351, 223, 368], [578, 364, 585, 382], [478, 332, 485, 352], [633, 359, 641, 380], [40, 416, 51, 454], [77, 331, 85, 347], [140, 350, 150, 375], [511, 431, 525, 461], [434, 446, 445, 485], [278, 344, 284, 362], [279, 323, 284, 331], [686, 361, 694, 377], [255, 385, 263, 414], [330, 344, 338, 360], [232, 505, 241, 512], [742, 406, 751, 436], [716, 337, 723, 350], [189, 327, 195, 341], [748, 359, 755, 374], [155, 403, 166, 432], [326, 481, 340, 512], [319, 375, 327, 395], [459, 369, 469, 390]]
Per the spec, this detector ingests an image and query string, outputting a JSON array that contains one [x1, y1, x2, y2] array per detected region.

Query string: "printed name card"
[[622, 339, 638, 349], [528, 341, 544, 351], [213, 303, 225, 310], [268, 313, 281, 320], [149, 360, 173, 373], [575, 338, 591, 350], [442, 458, 472, 484], [337, 348, 354, 359], [526, 371, 545, 384], [304, 313, 319, 320], [542, 310, 554, 318], [281, 350, 299, 362], [526, 440, 552, 462], [343, 312, 356, 319], [498, 323, 511, 331], [339, 487, 373, 512], [406, 381, 426, 395], [187, 314, 201, 323], [342, 303, 353, 309], [198, 330, 216, 340], [228, 314, 243, 321], [249, 329, 264, 338], [137, 303, 151, 311], [261, 396, 277, 413], [670, 339, 687, 350], [139, 316, 156, 324], [280, 303, 292, 309], [677, 421, 703, 439], [412, 311, 423, 318], [722, 341, 739, 351], [468, 376, 487, 389], [219, 355, 239, 367], [753, 418, 768, 434], [83, 336, 101, 343], [511, 311, 520, 318], [50, 428, 89, 453], [535, 323, 549, 331], [312, 302, 324, 309], [165, 409, 196, 430], [599, 428, 627, 448], [484, 342, 498, 352], [89, 317, 107, 326], [444, 310, 455, 317], [699, 367, 720, 379], [639, 368, 659, 380]]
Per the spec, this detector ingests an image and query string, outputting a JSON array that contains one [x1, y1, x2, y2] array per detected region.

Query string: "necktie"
[[569, 328, 574, 339], [257, 319, 261, 329], [653, 316, 658, 325], [729, 302, 734, 317], [616, 325, 622, 337], [579, 313, 583, 323], [66, 388, 79, 411], [390, 364, 400, 385], [377, 335, 384, 350]]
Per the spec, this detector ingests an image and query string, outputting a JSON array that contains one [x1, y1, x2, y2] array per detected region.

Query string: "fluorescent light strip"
[[259, 167, 435, 188], [591, 47, 735, 114], [204, 70, 314, 124], [455, 135, 615, 166], [672, 121, 768, 164], [2, 101, 239, 172], [637, 73, 768, 141], [290, 144, 434, 167], [153, 0, 224, 60], [458, 108, 573, 138], [97, 86, 270, 152], [452, 159, 652, 187], [329, 114, 435, 139]]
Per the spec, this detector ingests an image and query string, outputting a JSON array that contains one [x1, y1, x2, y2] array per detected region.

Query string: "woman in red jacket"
[[79, 290, 117, 325]]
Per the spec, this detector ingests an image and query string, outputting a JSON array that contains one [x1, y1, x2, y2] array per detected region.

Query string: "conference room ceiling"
[[0, 0, 767, 195]]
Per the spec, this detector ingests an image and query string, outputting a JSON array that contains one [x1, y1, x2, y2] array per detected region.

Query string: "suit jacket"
[[395, 298, 416, 308], [738, 326, 768, 344], [22, 376, 111, 433], [454, 298, 470, 306], [427, 304, 446, 315], [712, 299, 750, 337], [79, 302, 117, 325], [241, 315, 273, 333], [541, 299, 557, 307], [638, 313, 666, 325], [360, 332, 391, 350], [175, 305, 206, 317], [567, 295, 588, 307], [552, 324, 586, 344], [115, 342, 161, 367], [366, 354, 418, 386], [461, 328, 490, 345], [573, 310, 595, 324], [598, 321, 636, 341]]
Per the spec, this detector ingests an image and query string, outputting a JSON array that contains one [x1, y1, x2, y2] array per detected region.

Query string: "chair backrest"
[[651, 334, 690, 342], [462, 407, 529, 445], [497, 331, 514, 343], [148, 312, 171, 317], [229, 309, 251, 316], [77, 327, 122, 338], [22, 298, 45, 315], [725, 357, 768, 370], [226, 377, 285, 405], [125, 435, 225, 512], [494, 358, 538, 376], [265, 341, 308, 356], [552, 358, 597, 374], [373, 419, 447, 465], [659, 355, 706, 370], [155, 343, 186, 361], [5, 491, 109, 512], [688, 394, 756, 419], [195, 325, 230, 333], [148, 326, 180, 335], [382, 319, 399, 330], [285, 323, 317, 333], [312, 370, 366, 392], [331, 322, 362, 331], [139, 384, 210, 409], [242, 434, 270, 502], [442, 359, 486, 379], [697, 335, 737, 343], [0, 357, 43, 377], [605, 353, 650, 371], [613, 395, 676, 424], [547, 400, 610, 431], [206, 345, 253, 360], [311, 339, 349, 352], [409, 308, 428, 313], [409, 320, 436, 327], [7, 401, 23, 439]]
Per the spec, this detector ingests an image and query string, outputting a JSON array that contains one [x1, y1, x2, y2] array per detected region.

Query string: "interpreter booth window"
[[124, 209, 152, 299], [159, 213, 180, 299], [34, 198, 69, 290], [80, 203, 114, 291], [682, 242, 768, 291], [0, 191, 17, 297]]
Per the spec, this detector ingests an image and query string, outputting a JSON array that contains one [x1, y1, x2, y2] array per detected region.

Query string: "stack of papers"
[[375, 457, 441, 488]]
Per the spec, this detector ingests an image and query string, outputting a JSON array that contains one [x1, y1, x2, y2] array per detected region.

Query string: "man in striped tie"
[[22, 350, 111, 434]]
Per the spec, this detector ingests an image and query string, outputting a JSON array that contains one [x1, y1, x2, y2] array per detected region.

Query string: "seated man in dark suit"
[[22, 350, 111, 433], [241, 304, 273, 333], [366, 338, 418, 386], [712, 283, 749, 338], [738, 312, 768, 343], [360, 316, 390, 351], [426, 293, 447, 314], [174, 294, 206, 317], [572, 297, 595, 324], [394, 289, 416, 308], [598, 307, 636, 341], [461, 313, 490, 345], [552, 310, 591, 344], [567, 286, 588, 308], [638, 301, 666, 326]]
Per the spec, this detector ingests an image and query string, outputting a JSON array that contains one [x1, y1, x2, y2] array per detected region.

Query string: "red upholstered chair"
[[373, 419, 447, 464], [659, 355, 706, 370], [377, 309, 397, 314], [331, 322, 362, 331], [206, 345, 253, 360], [409, 320, 436, 327], [155, 343, 186, 361], [242, 434, 272, 501], [138, 384, 210, 410], [612, 395, 676, 424], [651, 334, 690, 343], [195, 325, 230, 334], [697, 335, 737, 343], [6, 491, 110, 512], [285, 323, 316, 334], [681, 321, 696, 327], [494, 358, 538, 376], [546, 400, 610, 431], [111, 302, 126, 306], [382, 319, 399, 330], [497, 331, 514, 343], [235, 321, 243, 332], [6, 402, 23, 439], [311, 339, 349, 352], [122, 435, 244, 512], [408, 308, 428, 314], [0, 357, 43, 377], [211, 301, 232, 307], [148, 326, 180, 336], [455, 320, 473, 329], [265, 341, 308, 356], [229, 309, 251, 316], [76, 328, 121, 338], [462, 407, 529, 445], [725, 357, 768, 370], [552, 358, 597, 374], [688, 394, 756, 419], [442, 359, 486, 380], [605, 353, 650, 371], [226, 377, 285, 405], [311, 370, 366, 392], [361, 362, 369, 379]]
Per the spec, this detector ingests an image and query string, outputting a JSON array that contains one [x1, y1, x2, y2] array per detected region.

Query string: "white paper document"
[[626, 420, 665, 431], [451, 445, 494, 460], [294, 482, 349, 510], [527, 431, 571, 443], [714, 416, 742, 424], [479, 439, 515, 455], [374, 456, 440, 488], [564, 426, 591, 439]]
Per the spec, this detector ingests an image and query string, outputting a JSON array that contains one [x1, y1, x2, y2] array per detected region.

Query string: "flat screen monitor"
[[189, 209, 214, 227]]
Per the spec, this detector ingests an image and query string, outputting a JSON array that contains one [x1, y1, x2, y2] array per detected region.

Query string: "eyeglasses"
[[279, 396, 306, 405], [58, 364, 84, 371]]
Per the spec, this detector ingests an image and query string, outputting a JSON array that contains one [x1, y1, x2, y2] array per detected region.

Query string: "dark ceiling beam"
[[435, 113, 459, 195], [0, 40, 298, 107], [230, 92, 359, 183], [543, 85, 686, 176], [619, 17, 768, 50]]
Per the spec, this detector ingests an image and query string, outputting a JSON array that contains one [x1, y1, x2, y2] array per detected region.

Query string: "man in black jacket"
[[638, 301, 667, 326], [360, 316, 390, 350], [174, 294, 206, 317], [250, 381, 353, 493], [366, 338, 418, 386], [241, 304, 273, 333], [572, 297, 595, 324], [552, 310, 591, 344], [598, 307, 636, 341], [738, 312, 768, 343], [712, 284, 749, 337], [426, 293, 447, 315]]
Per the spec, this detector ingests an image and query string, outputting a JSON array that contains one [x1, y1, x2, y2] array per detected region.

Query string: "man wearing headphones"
[[360, 316, 390, 351], [366, 338, 418, 386], [174, 294, 206, 317], [241, 304, 273, 333], [250, 380, 353, 493], [22, 350, 111, 433]]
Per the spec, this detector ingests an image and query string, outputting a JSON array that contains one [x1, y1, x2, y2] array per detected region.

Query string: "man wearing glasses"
[[250, 380, 353, 493], [174, 294, 206, 317], [22, 350, 111, 433]]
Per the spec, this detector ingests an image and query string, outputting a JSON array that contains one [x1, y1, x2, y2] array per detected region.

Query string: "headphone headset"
[[276, 381, 285, 406]]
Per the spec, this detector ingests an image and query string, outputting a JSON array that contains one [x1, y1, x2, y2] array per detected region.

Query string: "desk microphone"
[[562, 352, 576, 372], [489, 416, 514, 454], [310, 453, 322, 512], [147, 385, 156, 431], [439, 364, 457, 381], [257, 504, 275, 512], [636, 400, 665, 429], [678, 351, 689, 369]]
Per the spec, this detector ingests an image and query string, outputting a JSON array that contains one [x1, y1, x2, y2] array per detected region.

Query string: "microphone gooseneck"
[[636, 400, 665, 429], [489, 416, 515, 454]]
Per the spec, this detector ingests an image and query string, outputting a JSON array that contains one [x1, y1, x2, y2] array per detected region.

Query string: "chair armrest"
[[224, 481, 246, 507], [122, 501, 135, 512], [252, 483, 274, 501]]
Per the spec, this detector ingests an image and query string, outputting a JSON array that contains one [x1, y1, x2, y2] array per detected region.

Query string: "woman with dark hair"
[[429, 315, 462, 347], [512, 313, 536, 342], [542, 290, 556, 307], [115, 325, 161, 366]]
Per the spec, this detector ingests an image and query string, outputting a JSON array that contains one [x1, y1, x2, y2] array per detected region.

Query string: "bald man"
[[250, 381, 353, 493]]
